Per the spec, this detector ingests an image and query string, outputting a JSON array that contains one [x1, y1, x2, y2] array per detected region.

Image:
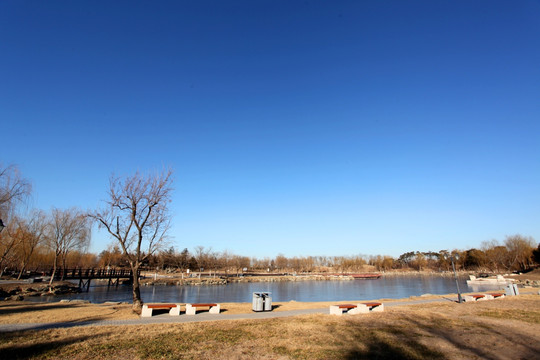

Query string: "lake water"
[[35, 275, 505, 304]]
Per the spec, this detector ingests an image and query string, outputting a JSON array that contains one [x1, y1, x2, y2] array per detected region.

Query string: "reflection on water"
[[30, 274, 508, 304]]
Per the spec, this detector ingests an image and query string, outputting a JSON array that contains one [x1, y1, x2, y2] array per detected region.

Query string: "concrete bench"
[[361, 302, 384, 313], [330, 304, 357, 315], [463, 294, 493, 302], [488, 293, 505, 299], [141, 303, 181, 317], [330, 302, 384, 315], [185, 303, 220, 315]]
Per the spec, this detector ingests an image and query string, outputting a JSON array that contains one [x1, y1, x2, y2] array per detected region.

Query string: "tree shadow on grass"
[[0, 313, 116, 333], [0, 333, 103, 360], [404, 315, 540, 360], [341, 323, 446, 360], [337, 311, 540, 360], [0, 303, 76, 316]]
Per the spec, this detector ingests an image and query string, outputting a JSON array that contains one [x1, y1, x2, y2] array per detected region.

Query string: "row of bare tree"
[[95, 236, 539, 276], [1, 164, 173, 312], [96, 246, 372, 274], [0, 164, 91, 284], [4, 236, 538, 278]]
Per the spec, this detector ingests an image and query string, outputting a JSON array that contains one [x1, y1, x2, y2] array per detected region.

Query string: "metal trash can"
[[252, 292, 264, 311], [252, 292, 272, 312], [263, 293, 272, 311], [505, 283, 520, 296]]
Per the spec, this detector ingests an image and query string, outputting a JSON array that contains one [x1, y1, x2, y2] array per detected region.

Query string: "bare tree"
[[47, 207, 91, 285], [0, 230, 18, 276], [92, 169, 173, 313], [275, 253, 288, 272], [0, 164, 32, 218], [13, 210, 48, 279], [0, 164, 32, 274], [98, 244, 126, 268], [481, 240, 509, 272], [193, 245, 211, 272], [175, 248, 192, 272], [533, 244, 540, 265], [504, 234, 536, 272]]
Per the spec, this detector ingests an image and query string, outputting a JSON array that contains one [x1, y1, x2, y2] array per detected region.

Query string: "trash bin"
[[252, 292, 264, 311], [263, 293, 272, 311], [252, 292, 272, 312], [505, 283, 520, 296]]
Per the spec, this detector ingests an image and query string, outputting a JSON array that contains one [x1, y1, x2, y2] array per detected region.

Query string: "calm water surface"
[[35, 275, 504, 304]]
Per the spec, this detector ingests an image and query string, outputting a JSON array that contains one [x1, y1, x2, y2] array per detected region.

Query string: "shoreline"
[[138, 270, 540, 287]]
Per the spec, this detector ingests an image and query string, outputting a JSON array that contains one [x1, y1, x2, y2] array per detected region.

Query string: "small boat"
[[466, 274, 514, 285], [328, 273, 382, 279], [350, 273, 382, 279]]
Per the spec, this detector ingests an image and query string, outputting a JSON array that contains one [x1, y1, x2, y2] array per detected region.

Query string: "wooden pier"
[[50, 268, 138, 291]]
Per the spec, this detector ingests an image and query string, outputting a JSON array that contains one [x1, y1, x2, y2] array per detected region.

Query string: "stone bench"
[[463, 294, 494, 302], [330, 302, 384, 315], [330, 304, 357, 315], [185, 303, 220, 315], [141, 303, 181, 317], [361, 302, 384, 313]]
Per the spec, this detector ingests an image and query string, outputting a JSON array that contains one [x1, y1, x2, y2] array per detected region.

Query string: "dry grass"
[[1, 295, 539, 359], [0, 302, 137, 324]]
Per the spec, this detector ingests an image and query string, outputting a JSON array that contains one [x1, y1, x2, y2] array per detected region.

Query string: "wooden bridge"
[[50, 268, 138, 291]]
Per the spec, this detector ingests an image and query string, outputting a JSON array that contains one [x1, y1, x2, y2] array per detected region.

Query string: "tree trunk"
[[61, 255, 67, 281], [17, 264, 26, 280], [17, 254, 31, 280], [131, 263, 143, 314], [49, 254, 58, 286]]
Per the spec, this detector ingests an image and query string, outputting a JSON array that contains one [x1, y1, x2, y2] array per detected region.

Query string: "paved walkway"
[[0, 298, 454, 333]]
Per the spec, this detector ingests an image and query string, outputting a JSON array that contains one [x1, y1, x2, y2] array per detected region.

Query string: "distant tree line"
[[93, 236, 539, 275], [368, 234, 538, 273], [4, 236, 538, 278]]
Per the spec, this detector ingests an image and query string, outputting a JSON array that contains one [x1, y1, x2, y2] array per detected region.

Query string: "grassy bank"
[[1, 295, 539, 359]]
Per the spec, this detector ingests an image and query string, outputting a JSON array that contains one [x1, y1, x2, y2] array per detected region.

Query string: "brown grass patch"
[[0, 302, 137, 324], [479, 308, 540, 324]]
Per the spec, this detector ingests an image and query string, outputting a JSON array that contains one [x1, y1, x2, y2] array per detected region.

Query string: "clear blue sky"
[[1, 1, 539, 258]]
